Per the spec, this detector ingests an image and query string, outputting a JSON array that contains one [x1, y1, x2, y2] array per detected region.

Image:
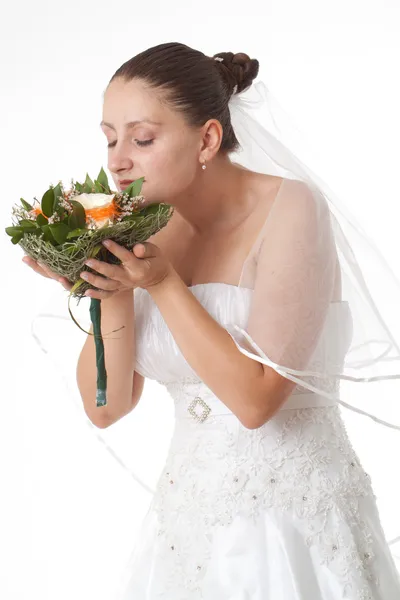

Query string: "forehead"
[[101, 78, 172, 129]]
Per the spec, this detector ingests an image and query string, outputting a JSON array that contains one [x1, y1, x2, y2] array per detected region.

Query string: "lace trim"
[[138, 404, 383, 598]]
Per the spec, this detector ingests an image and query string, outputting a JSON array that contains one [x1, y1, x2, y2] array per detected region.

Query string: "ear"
[[199, 118, 223, 162]]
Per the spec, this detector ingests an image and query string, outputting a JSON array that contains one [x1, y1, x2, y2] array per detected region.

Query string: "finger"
[[22, 257, 73, 289], [83, 258, 126, 282], [80, 270, 121, 291], [22, 256, 52, 279], [58, 277, 73, 291], [102, 239, 139, 262], [132, 243, 148, 257], [37, 261, 60, 279], [132, 242, 161, 261]]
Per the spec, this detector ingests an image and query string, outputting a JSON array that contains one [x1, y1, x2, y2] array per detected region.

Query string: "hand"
[[79, 239, 175, 300], [22, 255, 73, 292]]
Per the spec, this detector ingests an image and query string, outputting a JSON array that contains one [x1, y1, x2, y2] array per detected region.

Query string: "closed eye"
[[107, 139, 154, 148]]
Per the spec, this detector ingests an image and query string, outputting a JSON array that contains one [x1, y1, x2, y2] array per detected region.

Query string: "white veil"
[[30, 79, 400, 561]]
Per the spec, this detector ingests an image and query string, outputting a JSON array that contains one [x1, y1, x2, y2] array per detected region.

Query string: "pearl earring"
[[201, 162, 207, 170]]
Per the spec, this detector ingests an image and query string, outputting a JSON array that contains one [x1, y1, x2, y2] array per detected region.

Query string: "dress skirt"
[[114, 401, 400, 600]]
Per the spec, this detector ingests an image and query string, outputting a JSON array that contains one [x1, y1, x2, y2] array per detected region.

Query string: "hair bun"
[[212, 52, 259, 95]]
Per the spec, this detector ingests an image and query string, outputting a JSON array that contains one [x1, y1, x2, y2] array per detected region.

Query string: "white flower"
[[72, 193, 115, 210], [72, 192, 116, 228]]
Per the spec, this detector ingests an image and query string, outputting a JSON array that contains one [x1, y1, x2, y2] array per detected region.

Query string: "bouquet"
[[5, 167, 174, 407]]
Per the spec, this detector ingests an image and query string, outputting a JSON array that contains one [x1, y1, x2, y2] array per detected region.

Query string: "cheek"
[[143, 142, 198, 197]]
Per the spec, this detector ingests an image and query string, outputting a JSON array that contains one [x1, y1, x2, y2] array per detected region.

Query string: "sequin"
[[148, 402, 381, 598]]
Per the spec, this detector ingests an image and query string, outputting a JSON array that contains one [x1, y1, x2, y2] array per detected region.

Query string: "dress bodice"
[[133, 283, 353, 400]]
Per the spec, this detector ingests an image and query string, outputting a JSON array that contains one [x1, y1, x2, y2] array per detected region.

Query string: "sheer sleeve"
[[225, 179, 345, 396]]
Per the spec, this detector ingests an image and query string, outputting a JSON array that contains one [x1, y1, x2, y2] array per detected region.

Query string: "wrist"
[[102, 287, 133, 305], [146, 267, 180, 296]]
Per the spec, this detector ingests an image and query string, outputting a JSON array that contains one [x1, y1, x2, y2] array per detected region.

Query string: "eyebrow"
[[100, 119, 161, 129]]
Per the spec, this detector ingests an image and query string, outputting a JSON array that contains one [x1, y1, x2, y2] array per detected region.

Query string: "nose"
[[109, 159, 134, 177], [108, 144, 134, 175]]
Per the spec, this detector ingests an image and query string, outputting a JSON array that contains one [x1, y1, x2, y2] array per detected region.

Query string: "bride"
[[25, 42, 400, 598]]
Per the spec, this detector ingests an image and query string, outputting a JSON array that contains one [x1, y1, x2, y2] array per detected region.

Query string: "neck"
[[171, 155, 252, 237]]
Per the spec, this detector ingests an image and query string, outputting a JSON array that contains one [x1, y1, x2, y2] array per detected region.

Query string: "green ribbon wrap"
[[68, 275, 123, 409], [89, 298, 107, 407]]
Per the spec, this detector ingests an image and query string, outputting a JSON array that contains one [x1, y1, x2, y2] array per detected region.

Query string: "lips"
[[119, 180, 134, 190]]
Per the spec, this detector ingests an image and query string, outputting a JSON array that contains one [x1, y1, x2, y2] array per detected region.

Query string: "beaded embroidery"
[[147, 403, 383, 599]]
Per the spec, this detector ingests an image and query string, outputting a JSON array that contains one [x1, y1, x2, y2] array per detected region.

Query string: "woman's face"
[[101, 78, 203, 204]]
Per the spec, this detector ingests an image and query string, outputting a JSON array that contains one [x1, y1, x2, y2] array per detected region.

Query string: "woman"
[[25, 42, 400, 598]]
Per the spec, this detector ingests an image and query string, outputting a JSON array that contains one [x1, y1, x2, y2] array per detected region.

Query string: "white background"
[[1, 1, 400, 598]]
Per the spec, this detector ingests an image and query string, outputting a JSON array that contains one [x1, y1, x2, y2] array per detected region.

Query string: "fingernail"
[[102, 240, 111, 247]]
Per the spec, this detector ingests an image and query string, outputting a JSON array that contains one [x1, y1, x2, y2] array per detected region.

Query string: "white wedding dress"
[[114, 280, 400, 600]]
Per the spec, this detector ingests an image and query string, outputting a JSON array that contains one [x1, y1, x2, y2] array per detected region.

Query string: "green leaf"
[[53, 183, 63, 212], [41, 188, 55, 217], [5, 226, 23, 236], [64, 245, 78, 255], [36, 213, 48, 227], [120, 213, 143, 223], [19, 219, 39, 228], [83, 173, 95, 193], [143, 204, 160, 215], [89, 244, 103, 259], [41, 224, 57, 244], [19, 227, 38, 234], [11, 232, 24, 244], [68, 200, 86, 230], [96, 167, 110, 194], [124, 177, 144, 198], [20, 198, 33, 211], [69, 278, 86, 296], [75, 182, 83, 193], [66, 227, 88, 239], [49, 222, 70, 245]]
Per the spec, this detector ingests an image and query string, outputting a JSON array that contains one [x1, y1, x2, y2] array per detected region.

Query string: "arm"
[[148, 272, 274, 429], [76, 289, 136, 428]]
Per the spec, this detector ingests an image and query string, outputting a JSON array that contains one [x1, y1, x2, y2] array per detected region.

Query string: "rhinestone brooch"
[[188, 397, 211, 423]]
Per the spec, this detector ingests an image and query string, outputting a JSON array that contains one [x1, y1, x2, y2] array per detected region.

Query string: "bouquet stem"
[[89, 298, 108, 407]]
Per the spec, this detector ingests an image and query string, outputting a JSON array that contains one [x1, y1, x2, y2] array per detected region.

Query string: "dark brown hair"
[[109, 42, 259, 153]]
